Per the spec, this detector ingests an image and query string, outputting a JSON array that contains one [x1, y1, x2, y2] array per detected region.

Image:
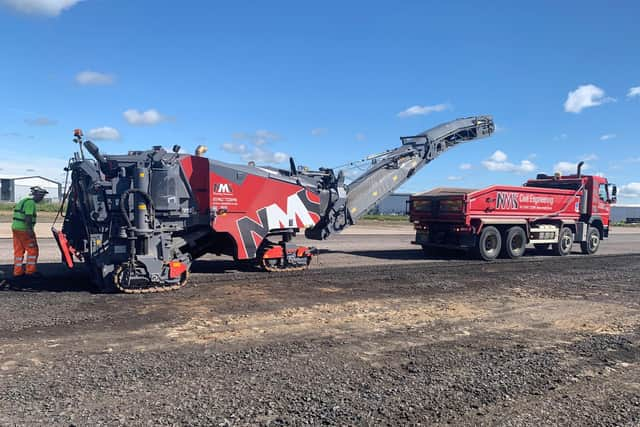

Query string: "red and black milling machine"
[[53, 116, 495, 292]]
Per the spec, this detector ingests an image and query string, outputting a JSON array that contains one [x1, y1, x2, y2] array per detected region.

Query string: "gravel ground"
[[1, 254, 639, 425]]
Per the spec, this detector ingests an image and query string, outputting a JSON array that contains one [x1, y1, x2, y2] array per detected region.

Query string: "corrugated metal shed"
[[611, 205, 640, 223], [0, 175, 61, 202], [372, 193, 411, 215]]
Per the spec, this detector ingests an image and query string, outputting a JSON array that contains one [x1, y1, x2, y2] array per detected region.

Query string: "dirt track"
[[1, 248, 640, 425]]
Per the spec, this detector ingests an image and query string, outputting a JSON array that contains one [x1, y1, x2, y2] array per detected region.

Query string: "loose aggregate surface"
[[0, 227, 639, 425]]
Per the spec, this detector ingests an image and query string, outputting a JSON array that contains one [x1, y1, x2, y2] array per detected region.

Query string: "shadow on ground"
[[318, 247, 465, 261], [320, 247, 578, 261], [190, 259, 259, 274], [0, 263, 94, 293]]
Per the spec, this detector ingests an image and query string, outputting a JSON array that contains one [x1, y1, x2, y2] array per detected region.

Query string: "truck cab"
[[524, 171, 617, 239]]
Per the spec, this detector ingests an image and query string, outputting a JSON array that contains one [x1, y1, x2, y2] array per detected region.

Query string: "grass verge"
[[0, 202, 62, 212]]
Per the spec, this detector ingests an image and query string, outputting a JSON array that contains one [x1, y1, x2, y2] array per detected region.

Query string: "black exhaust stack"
[[576, 161, 584, 178], [84, 140, 107, 169]]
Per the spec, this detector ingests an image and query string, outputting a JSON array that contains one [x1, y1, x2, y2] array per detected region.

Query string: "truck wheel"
[[552, 227, 573, 256], [580, 227, 600, 255], [502, 226, 527, 259], [476, 226, 501, 261]]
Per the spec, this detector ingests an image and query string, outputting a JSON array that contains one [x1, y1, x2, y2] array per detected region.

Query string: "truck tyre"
[[476, 226, 501, 261], [552, 227, 573, 256], [502, 226, 527, 259], [580, 227, 600, 255]]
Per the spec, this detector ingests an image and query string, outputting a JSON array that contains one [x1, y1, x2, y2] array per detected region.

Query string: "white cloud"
[[221, 141, 288, 165], [459, 163, 472, 170], [564, 84, 614, 113], [0, 0, 84, 16], [600, 134, 616, 141], [553, 161, 590, 175], [243, 147, 288, 164], [232, 130, 280, 146], [75, 71, 114, 86], [482, 150, 537, 174], [553, 133, 568, 141], [25, 117, 57, 126], [123, 109, 169, 126], [311, 128, 327, 137], [221, 142, 247, 154], [627, 87, 640, 98], [517, 160, 536, 173], [489, 150, 507, 162], [620, 183, 640, 199], [254, 130, 279, 145], [87, 126, 121, 141], [397, 103, 449, 118], [355, 132, 366, 142], [447, 176, 463, 181]]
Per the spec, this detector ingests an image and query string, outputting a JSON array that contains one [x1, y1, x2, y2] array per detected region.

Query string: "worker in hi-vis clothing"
[[12, 186, 48, 277]]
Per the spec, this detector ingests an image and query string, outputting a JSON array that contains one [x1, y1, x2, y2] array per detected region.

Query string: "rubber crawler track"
[[113, 265, 190, 294]]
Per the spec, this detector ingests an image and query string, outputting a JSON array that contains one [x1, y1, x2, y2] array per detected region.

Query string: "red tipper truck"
[[409, 162, 617, 260]]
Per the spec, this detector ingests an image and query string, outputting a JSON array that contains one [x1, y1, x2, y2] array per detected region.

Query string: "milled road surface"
[[1, 243, 639, 425]]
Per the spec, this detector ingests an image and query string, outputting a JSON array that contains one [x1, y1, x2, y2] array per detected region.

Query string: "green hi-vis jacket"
[[11, 197, 37, 232]]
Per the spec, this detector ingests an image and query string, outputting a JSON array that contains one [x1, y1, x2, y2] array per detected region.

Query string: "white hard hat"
[[30, 186, 49, 195]]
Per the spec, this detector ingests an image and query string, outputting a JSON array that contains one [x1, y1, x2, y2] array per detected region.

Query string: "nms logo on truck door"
[[496, 192, 519, 210]]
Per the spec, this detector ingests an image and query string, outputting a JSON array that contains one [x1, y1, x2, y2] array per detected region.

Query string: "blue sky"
[[1, 0, 639, 201]]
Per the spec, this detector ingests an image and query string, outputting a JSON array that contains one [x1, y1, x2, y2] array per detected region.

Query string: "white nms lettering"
[[496, 192, 519, 210], [265, 193, 315, 229]]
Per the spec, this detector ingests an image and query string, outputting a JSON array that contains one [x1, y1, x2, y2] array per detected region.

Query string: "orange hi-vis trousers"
[[12, 230, 39, 276]]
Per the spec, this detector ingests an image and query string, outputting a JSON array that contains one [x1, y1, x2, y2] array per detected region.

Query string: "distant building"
[[611, 205, 640, 223], [371, 193, 411, 215], [0, 175, 62, 203]]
